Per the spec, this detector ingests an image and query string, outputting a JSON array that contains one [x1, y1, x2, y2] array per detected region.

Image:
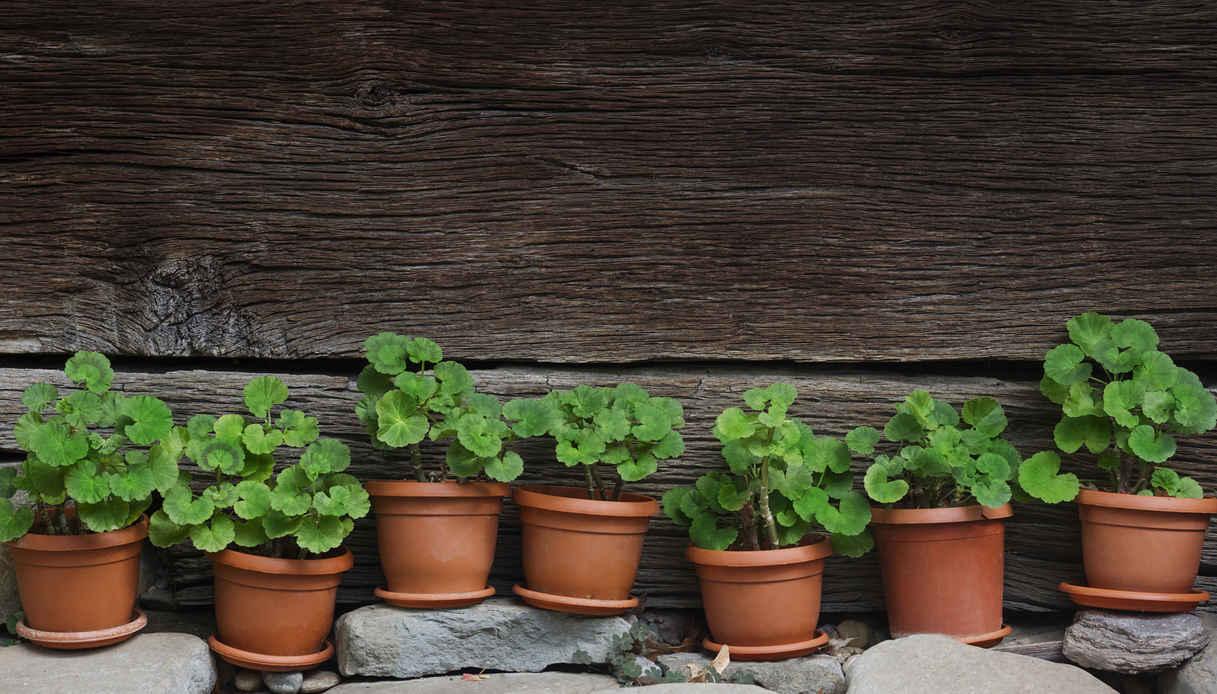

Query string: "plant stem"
[[589, 465, 607, 500], [741, 502, 760, 551], [756, 461, 779, 549], [583, 466, 596, 499], [411, 444, 425, 482], [611, 477, 623, 501]]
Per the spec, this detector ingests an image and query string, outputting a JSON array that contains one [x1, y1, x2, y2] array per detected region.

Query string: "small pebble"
[[262, 670, 304, 694], [234, 669, 263, 692], [300, 670, 341, 694]]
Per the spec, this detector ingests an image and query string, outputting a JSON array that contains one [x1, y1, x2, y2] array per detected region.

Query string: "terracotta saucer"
[[1059, 582, 1209, 613], [208, 635, 333, 672], [959, 624, 1013, 648], [512, 584, 638, 616], [375, 585, 495, 609], [16, 609, 147, 650], [702, 630, 830, 661]]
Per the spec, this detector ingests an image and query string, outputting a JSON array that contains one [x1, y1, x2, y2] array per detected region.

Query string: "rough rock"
[[327, 672, 618, 693], [844, 634, 1115, 694], [1062, 610, 1209, 674], [1161, 615, 1217, 694], [0, 632, 216, 694], [993, 621, 1067, 662], [603, 681, 764, 686], [335, 599, 633, 678], [234, 668, 264, 691], [657, 651, 845, 694], [301, 669, 342, 693], [263, 670, 304, 694]]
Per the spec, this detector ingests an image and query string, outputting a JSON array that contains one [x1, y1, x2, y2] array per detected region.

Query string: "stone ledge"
[[336, 599, 633, 679], [0, 632, 216, 694]]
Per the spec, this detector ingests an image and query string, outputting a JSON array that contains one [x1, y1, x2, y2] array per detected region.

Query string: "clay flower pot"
[[1077, 490, 1217, 595], [209, 547, 353, 672], [4, 516, 148, 649], [687, 539, 832, 661], [871, 504, 1012, 647], [366, 480, 508, 608], [512, 485, 657, 615]]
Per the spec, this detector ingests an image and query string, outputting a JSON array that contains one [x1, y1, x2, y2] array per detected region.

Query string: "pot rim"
[[512, 484, 658, 518], [870, 503, 1013, 526], [209, 547, 354, 576], [365, 480, 509, 499], [1077, 489, 1217, 514], [3, 515, 149, 552], [686, 536, 832, 567]]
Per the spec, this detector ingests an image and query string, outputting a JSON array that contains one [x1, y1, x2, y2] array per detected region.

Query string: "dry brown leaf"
[[710, 643, 731, 674]]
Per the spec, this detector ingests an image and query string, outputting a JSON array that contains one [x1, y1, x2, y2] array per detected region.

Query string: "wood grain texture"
[[3, 2, 1217, 362], [1, 364, 1213, 611]]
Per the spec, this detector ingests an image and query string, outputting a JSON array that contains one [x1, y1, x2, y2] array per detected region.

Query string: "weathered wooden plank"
[[3, 3, 1217, 361], [1, 364, 1214, 611]]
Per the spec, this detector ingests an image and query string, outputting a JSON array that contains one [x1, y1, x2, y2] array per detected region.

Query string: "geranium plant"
[[0, 351, 178, 540], [661, 383, 872, 556], [862, 390, 1023, 508], [149, 376, 368, 558], [355, 332, 523, 483], [1020, 312, 1217, 500], [504, 383, 685, 500]]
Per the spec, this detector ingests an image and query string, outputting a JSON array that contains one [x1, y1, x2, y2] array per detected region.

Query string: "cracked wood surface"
[[1, 365, 1213, 611], [3, 2, 1217, 362]]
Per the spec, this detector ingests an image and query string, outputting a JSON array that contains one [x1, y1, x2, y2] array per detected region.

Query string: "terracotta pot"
[[687, 539, 831, 659], [5, 516, 147, 633], [211, 548, 353, 660], [513, 485, 657, 614], [367, 480, 508, 607], [871, 504, 1012, 645], [1078, 490, 1217, 594]]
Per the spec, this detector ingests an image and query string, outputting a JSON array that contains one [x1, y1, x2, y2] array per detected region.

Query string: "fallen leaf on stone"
[[461, 673, 489, 682], [711, 644, 730, 674]]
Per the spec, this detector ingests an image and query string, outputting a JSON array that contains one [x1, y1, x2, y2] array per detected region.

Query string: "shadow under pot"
[[366, 480, 509, 609], [511, 485, 657, 616], [208, 548, 353, 672], [871, 504, 1012, 647], [5, 516, 149, 650], [687, 539, 832, 661], [1059, 490, 1217, 613]]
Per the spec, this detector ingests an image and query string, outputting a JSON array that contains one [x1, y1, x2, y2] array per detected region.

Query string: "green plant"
[[148, 376, 368, 558], [661, 383, 872, 556], [1020, 312, 1217, 501], [355, 333, 523, 483], [0, 352, 179, 541], [504, 383, 686, 500], [861, 390, 1025, 509]]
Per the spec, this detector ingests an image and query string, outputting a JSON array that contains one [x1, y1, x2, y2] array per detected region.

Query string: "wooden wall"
[[2, 1, 1216, 613]]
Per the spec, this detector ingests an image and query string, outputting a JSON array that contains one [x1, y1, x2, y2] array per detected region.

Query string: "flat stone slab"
[[1155, 613, 1217, 694], [328, 673, 618, 693], [336, 599, 633, 678], [844, 634, 1115, 694], [608, 686, 768, 693], [0, 632, 216, 694], [657, 651, 845, 694], [1063, 610, 1209, 674]]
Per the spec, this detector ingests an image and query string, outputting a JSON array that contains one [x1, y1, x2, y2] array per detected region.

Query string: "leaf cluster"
[[504, 383, 686, 499], [1029, 312, 1216, 499], [355, 333, 523, 482], [148, 376, 369, 557], [0, 352, 179, 541], [861, 390, 1028, 509], [662, 383, 872, 556]]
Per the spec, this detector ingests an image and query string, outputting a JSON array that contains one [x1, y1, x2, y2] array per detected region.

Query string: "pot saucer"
[[512, 584, 638, 616], [702, 630, 829, 661], [959, 624, 1012, 648], [16, 609, 147, 650], [1059, 582, 1209, 612], [375, 585, 495, 609], [208, 635, 333, 672]]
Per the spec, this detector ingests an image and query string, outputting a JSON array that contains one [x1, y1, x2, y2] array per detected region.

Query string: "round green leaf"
[[28, 420, 89, 467], [148, 509, 190, 547], [243, 376, 289, 419], [21, 383, 58, 413], [64, 351, 113, 394], [845, 426, 881, 455], [1044, 344, 1092, 385], [65, 460, 109, 503], [1067, 312, 1114, 357], [484, 450, 524, 482], [242, 424, 283, 455], [119, 396, 173, 445], [434, 360, 473, 395], [1128, 425, 1176, 463], [0, 499, 34, 542], [189, 514, 235, 553], [689, 514, 737, 551], [713, 408, 756, 442], [76, 498, 131, 533], [1018, 451, 1080, 504], [406, 337, 443, 365], [375, 391, 429, 447], [864, 464, 909, 504], [163, 484, 216, 525], [364, 332, 411, 375], [883, 412, 923, 443], [830, 530, 874, 558], [295, 515, 345, 555], [214, 414, 246, 442], [279, 409, 319, 447], [201, 440, 245, 475], [233, 480, 271, 519], [1053, 416, 1110, 455]]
